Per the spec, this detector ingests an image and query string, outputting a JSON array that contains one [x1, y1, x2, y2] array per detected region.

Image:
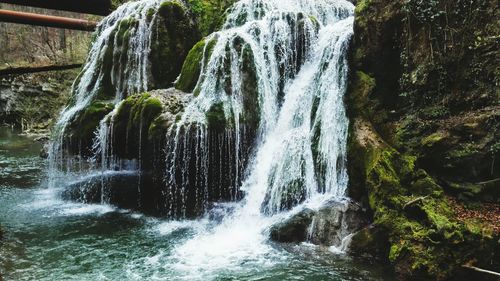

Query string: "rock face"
[[308, 201, 368, 246], [0, 71, 75, 130], [270, 208, 315, 243], [347, 0, 499, 279], [62, 171, 143, 210], [269, 201, 368, 246]]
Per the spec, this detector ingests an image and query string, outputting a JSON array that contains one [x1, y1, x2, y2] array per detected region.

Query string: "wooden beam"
[[0, 0, 112, 16], [0, 63, 82, 76], [0, 9, 97, 31]]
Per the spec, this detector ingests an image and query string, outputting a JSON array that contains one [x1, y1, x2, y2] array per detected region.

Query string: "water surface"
[[0, 127, 393, 280]]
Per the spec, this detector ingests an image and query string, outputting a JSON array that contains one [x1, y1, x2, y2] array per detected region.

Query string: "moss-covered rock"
[[186, 0, 236, 36], [149, 1, 200, 89], [65, 101, 114, 156], [175, 37, 217, 93], [75, 1, 200, 103], [347, 0, 499, 277], [111, 89, 190, 161], [347, 117, 498, 279]]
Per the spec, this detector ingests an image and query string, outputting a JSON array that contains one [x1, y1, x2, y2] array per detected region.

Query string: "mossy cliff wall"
[[347, 0, 499, 280]]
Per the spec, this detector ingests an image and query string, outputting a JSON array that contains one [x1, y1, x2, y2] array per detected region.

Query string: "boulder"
[[62, 171, 142, 210], [269, 200, 369, 245], [269, 208, 315, 243], [308, 200, 368, 246]]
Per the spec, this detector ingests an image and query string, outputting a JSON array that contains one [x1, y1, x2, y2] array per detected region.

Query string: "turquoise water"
[[0, 127, 393, 281]]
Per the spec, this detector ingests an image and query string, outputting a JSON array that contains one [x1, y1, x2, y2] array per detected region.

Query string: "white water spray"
[[169, 0, 354, 277], [48, 0, 168, 187]]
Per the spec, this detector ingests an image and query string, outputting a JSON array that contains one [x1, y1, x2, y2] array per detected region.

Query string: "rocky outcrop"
[[270, 208, 315, 243], [185, 0, 236, 36], [308, 201, 368, 246], [347, 0, 499, 279], [0, 71, 75, 131], [269, 201, 368, 246]]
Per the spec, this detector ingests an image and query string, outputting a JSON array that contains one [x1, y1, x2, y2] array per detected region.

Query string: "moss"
[[94, 30, 117, 100], [421, 132, 446, 147], [357, 135, 495, 279], [308, 16, 319, 28], [355, 0, 372, 14], [112, 93, 164, 158], [447, 143, 479, 159], [65, 101, 114, 156], [186, 0, 236, 36], [410, 173, 442, 194], [205, 102, 231, 132], [349, 0, 499, 278], [146, 7, 156, 22], [389, 242, 403, 262], [149, 1, 200, 89], [92, 17, 138, 100], [238, 41, 260, 128], [148, 114, 170, 141], [348, 71, 376, 119], [175, 38, 217, 93]]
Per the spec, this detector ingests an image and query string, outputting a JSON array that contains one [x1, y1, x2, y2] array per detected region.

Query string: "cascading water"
[[48, 0, 168, 187], [164, 0, 353, 217], [47, 0, 355, 276], [167, 0, 355, 277]]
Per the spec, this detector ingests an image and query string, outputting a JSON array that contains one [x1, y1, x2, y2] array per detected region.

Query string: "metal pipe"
[[0, 9, 97, 31], [0, 0, 112, 16]]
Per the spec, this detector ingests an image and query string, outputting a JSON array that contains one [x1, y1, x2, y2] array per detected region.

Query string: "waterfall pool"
[[0, 127, 394, 280]]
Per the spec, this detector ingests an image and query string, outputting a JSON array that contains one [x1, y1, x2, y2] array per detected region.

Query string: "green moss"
[[116, 17, 137, 42], [355, 133, 494, 279], [348, 71, 376, 119], [410, 173, 442, 194], [355, 0, 372, 15], [308, 16, 319, 28], [112, 93, 164, 158], [91, 17, 139, 100], [447, 143, 478, 159], [186, 0, 236, 36], [238, 42, 260, 128], [175, 38, 215, 93], [148, 114, 170, 141], [146, 7, 156, 22], [205, 102, 230, 132], [421, 132, 446, 147], [149, 1, 200, 89], [389, 242, 404, 262], [69, 101, 114, 142]]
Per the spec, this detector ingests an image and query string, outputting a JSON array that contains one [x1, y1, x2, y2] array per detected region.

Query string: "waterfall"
[[164, 0, 353, 217], [48, 0, 167, 186], [169, 0, 354, 276], [48, 0, 355, 266]]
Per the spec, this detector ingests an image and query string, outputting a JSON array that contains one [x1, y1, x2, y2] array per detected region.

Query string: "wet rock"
[[269, 208, 315, 242], [346, 0, 499, 278], [269, 200, 369, 245], [308, 200, 369, 246], [61, 172, 143, 210], [148, 1, 200, 89], [185, 0, 237, 36], [349, 225, 390, 260]]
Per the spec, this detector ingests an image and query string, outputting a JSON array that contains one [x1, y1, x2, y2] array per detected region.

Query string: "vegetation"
[[1, 0, 497, 280], [348, 0, 499, 279]]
